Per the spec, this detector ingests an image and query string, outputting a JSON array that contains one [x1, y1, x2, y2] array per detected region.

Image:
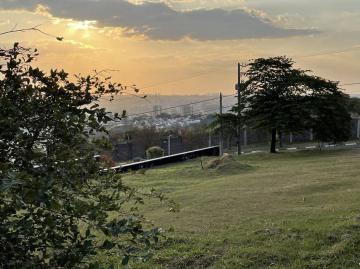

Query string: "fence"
[[110, 117, 360, 162], [109, 146, 219, 173]]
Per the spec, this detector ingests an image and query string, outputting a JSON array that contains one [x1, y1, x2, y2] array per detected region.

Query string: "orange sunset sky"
[[0, 0, 359, 96]]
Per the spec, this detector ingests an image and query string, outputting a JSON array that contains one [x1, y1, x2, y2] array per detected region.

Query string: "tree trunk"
[[228, 135, 233, 150], [270, 128, 277, 153], [278, 130, 283, 148]]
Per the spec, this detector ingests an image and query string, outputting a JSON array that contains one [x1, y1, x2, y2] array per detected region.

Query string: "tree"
[[208, 113, 238, 149], [242, 57, 308, 153], [241, 56, 350, 153], [179, 125, 209, 151], [303, 75, 351, 144], [0, 44, 169, 268], [128, 127, 165, 156]]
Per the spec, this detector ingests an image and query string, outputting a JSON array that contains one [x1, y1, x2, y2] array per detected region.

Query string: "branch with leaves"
[[0, 43, 170, 268]]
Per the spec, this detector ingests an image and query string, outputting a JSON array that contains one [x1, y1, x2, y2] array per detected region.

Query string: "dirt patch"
[[205, 154, 252, 174], [205, 153, 236, 169]]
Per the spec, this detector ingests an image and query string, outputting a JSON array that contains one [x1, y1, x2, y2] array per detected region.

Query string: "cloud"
[[0, 0, 317, 40]]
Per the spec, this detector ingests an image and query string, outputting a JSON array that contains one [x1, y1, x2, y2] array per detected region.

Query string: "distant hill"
[[350, 94, 360, 99]]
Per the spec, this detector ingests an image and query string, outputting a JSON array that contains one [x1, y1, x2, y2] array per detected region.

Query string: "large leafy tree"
[[240, 56, 351, 153], [241, 57, 308, 153], [303, 75, 351, 144], [0, 44, 167, 268]]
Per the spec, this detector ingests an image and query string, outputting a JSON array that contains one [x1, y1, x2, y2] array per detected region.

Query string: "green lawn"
[[118, 149, 360, 268]]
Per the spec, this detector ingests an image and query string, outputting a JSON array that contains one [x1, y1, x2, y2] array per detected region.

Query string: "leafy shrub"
[[0, 44, 169, 268], [146, 146, 165, 159]]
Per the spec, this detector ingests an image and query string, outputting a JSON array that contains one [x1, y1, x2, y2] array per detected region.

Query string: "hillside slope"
[[108, 149, 360, 268]]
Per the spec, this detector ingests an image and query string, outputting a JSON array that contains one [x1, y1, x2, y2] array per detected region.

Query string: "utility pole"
[[167, 134, 172, 155], [219, 92, 223, 156], [237, 63, 242, 155]]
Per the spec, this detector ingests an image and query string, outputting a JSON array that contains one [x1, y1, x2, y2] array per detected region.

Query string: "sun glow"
[[68, 20, 96, 30]]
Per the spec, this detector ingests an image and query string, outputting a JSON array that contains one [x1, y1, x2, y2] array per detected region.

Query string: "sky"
[[0, 0, 359, 96]]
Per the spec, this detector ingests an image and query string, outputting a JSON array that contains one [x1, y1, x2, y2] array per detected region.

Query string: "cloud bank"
[[0, 0, 317, 40]]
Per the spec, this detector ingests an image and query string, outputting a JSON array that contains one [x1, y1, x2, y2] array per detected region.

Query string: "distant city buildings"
[[170, 108, 180, 115], [153, 105, 162, 118], [104, 113, 212, 131], [181, 104, 193, 116]]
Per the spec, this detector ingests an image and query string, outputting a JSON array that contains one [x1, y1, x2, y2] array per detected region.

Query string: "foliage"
[[119, 127, 165, 154], [109, 125, 210, 158], [0, 44, 167, 268], [146, 146, 165, 159], [239, 56, 351, 153], [303, 75, 352, 143], [241, 57, 309, 153], [100, 153, 117, 168], [179, 126, 209, 151], [208, 113, 238, 148], [348, 97, 360, 115]]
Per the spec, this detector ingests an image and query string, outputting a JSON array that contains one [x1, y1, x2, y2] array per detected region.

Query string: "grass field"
[[115, 149, 360, 268]]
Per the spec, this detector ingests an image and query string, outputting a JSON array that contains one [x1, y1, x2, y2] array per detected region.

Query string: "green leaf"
[[101, 239, 115, 250], [122, 255, 129, 265]]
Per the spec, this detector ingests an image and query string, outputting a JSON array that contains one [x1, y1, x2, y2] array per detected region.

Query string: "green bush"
[[0, 44, 166, 268], [146, 146, 165, 159]]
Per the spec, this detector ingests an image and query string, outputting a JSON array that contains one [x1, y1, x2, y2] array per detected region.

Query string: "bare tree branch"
[[91, 69, 150, 103], [0, 24, 63, 41]]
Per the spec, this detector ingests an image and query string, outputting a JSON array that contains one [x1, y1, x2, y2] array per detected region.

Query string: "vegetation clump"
[[147, 146, 165, 159], [0, 44, 168, 268]]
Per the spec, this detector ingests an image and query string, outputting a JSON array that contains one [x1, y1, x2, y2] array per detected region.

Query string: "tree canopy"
[[0, 44, 169, 268], [303, 75, 351, 144], [230, 56, 351, 153]]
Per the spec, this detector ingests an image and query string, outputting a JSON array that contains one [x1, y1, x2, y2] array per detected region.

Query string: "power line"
[[95, 46, 360, 102], [102, 79, 358, 118], [140, 69, 230, 89], [132, 46, 360, 91], [189, 104, 235, 117], [296, 46, 360, 59], [124, 94, 235, 118], [115, 78, 360, 119], [95, 46, 360, 96], [340, 82, 360, 87]]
